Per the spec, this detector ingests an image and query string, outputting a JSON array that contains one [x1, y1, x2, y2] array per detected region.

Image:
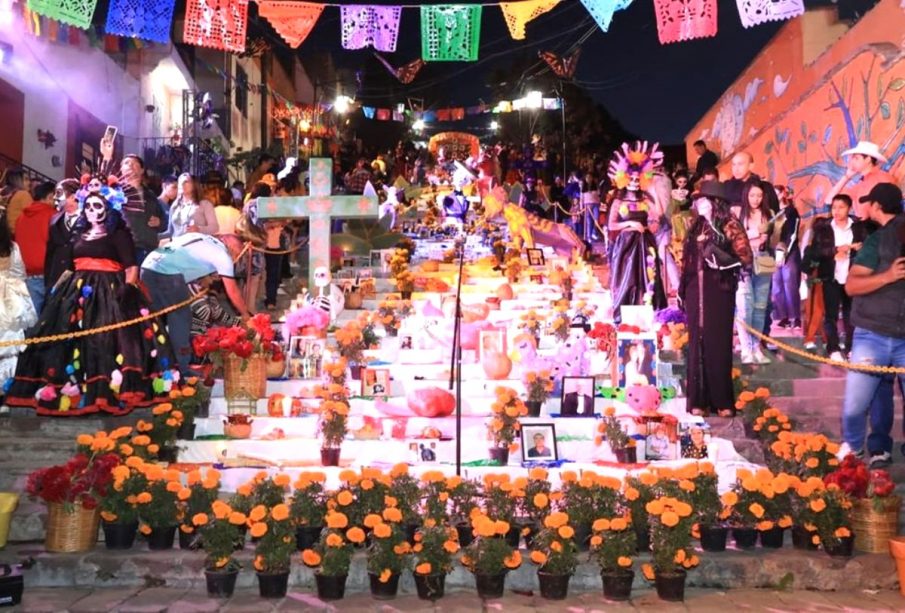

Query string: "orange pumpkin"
[[267, 393, 286, 417], [482, 351, 512, 380], [496, 284, 514, 300], [406, 387, 456, 418]]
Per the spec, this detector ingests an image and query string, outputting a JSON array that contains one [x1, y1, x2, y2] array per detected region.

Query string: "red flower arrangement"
[[192, 314, 281, 367], [823, 454, 869, 498], [588, 322, 617, 355], [26, 452, 119, 510]]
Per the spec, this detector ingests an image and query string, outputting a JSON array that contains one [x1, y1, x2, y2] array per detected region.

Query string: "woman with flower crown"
[[607, 142, 667, 322], [5, 174, 178, 416]]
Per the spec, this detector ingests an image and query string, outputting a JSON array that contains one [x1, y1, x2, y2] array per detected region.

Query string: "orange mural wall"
[[686, 0, 905, 210]]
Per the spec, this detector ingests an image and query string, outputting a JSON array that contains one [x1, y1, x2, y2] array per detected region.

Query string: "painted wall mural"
[[688, 0, 905, 210]]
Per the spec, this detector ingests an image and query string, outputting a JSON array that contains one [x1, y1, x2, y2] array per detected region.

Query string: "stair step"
[[0, 543, 894, 592]]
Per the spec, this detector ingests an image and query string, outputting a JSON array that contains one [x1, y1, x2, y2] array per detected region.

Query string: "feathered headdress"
[[76, 172, 126, 211], [608, 141, 663, 191]]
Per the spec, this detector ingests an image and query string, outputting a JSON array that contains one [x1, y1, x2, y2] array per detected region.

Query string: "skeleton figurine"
[[303, 266, 345, 324], [440, 161, 477, 228], [552, 313, 591, 379]]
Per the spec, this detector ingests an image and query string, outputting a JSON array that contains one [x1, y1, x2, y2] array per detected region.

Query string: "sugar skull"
[[313, 266, 331, 289]]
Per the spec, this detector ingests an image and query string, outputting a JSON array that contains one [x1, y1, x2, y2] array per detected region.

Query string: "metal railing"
[[0, 152, 56, 185]]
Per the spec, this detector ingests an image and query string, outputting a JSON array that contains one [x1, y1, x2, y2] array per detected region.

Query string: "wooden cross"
[[257, 157, 379, 288]]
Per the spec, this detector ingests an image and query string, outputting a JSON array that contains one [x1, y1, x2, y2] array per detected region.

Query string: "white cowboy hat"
[[841, 141, 888, 164]]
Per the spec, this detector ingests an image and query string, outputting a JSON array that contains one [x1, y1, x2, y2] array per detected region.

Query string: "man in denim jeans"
[[841, 183, 905, 467]]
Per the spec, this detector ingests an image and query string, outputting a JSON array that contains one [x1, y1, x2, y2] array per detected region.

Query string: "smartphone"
[[103, 125, 117, 144]]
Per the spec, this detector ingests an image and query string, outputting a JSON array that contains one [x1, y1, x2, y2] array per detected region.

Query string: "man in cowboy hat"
[[826, 141, 896, 221]]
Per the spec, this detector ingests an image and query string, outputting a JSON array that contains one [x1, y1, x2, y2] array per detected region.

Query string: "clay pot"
[[224, 423, 252, 439], [888, 536, 905, 596]]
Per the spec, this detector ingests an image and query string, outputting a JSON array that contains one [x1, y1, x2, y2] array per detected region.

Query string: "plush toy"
[[624, 384, 662, 416], [510, 332, 552, 374], [551, 314, 591, 379]]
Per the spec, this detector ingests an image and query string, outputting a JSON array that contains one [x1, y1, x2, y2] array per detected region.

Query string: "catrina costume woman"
[[4, 173, 179, 415], [607, 142, 667, 323]]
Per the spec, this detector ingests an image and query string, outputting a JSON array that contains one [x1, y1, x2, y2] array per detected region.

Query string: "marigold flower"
[[382, 507, 402, 523], [660, 511, 679, 528], [250, 522, 267, 538], [749, 503, 765, 519], [346, 527, 366, 544], [228, 512, 246, 526], [301, 549, 322, 566], [192, 513, 209, 527], [326, 533, 344, 548], [271, 504, 290, 522], [835, 527, 851, 538], [337, 490, 354, 506], [443, 540, 459, 553], [373, 522, 392, 539], [139, 524, 152, 535], [809, 498, 827, 513], [100, 511, 117, 522], [618, 556, 633, 567], [529, 550, 547, 565], [558, 525, 575, 539], [249, 505, 267, 522], [136, 492, 152, 504], [503, 551, 522, 569], [212, 500, 231, 520], [641, 563, 655, 581], [325, 512, 348, 529]]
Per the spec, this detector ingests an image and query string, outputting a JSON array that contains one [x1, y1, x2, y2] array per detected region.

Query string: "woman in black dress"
[[680, 182, 752, 416], [6, 181, 177, 415]]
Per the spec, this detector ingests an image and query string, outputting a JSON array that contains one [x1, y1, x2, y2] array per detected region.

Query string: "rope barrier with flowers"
[[0, 290, 206, 349], [736, 319, 905, 375]]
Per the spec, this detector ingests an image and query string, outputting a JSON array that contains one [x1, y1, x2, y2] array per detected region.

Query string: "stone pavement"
[[7, 587, 905, 612]]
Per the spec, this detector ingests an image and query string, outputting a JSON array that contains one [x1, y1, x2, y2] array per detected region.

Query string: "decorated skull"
[[84, 195, 108, 225], [313, 266, 331, 289]]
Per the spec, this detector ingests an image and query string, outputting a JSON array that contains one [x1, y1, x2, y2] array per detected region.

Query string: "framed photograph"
[[478, 329, 506, 362], [399, 334, 414, 351], [679, 422, 711, 460], [641, 417, 679, 461], [617, 337, 658, 388], [526, 248, 545, 266], [287, 336, 325, 379], [341, 256, 355, 269], [361, 368, 391, 397], [409, 441, 439, 463], [357, 269, 373, 282], [369, 250, 383, 268], [521, 423, 558, 462], [560, 376, 595, 417]]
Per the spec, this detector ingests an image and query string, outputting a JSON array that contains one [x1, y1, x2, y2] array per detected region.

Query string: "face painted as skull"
[[313, 266, 330, 288], [627, 172, 641, 192], [84, 196, 108, 225]]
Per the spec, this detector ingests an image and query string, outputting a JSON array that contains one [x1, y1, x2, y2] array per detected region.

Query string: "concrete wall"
[[686, 0, 905, 208]]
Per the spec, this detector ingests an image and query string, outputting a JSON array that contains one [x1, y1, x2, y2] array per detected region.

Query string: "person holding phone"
[[100, 134, 164, 264]]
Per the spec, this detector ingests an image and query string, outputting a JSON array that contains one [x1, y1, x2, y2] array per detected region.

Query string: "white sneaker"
[[753, 347, 771, 364], [829, 351, 844, 362], [740, 350, 755, 364], [803, 341, 817, 350], [835, 442, 863, 461]]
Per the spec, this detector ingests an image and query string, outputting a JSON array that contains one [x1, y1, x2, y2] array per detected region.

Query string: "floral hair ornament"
[[607, 141, 663, 191], [76, 173, 126, 212]]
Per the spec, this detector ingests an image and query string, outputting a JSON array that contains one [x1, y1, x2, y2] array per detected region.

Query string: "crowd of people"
[[0, 133, 903, 473]]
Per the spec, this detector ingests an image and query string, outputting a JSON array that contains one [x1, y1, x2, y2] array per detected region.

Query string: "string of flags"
[[13, 0, 809, 61]]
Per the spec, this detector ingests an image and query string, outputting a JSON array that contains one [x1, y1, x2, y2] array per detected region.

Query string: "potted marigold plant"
[[447, 476, 481, 546], [797, 480, 855, 557], [28, 436, 119, 553], [301, 510, 356, 601], [290, 471, 327, 551], [523, 369, 554, 417], [625, 471, 658, 551], [597, 407, 636, 463], [558, 470, 625, 551], [642, 495, 699, 602], [461, 513, 522, 599], [248, 502, 294, 598], [687, 463, 730, 552], [247, 472, 290, 508], [519, 467, 552, 545], [590, 513, 636, 601], [420, 471, 451, 525], [334, 322, 367, 376], [529, 511, 579, 600], [736, 387, 771, 436], [412, 523, 459, 601], [135, 464, 182, 550], [148, 403, 184, 463], [481, 473, 520, 547], [171, 380, 211, 438], [196, 500, 247, 598], [343, 467, 389, 529], [388, 463, 423, 540], [178, 469, 220, 550], [752, 407, 793, 447], [366, 509, 412, 599], [100, 457, 149, 550], [487, 386, 525, 465], [375, 299, 413, 337]]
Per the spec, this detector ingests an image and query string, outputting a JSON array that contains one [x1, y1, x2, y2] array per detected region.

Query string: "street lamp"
[[412, 119, 425, 132], [489, 120, 499, 131], [525, 90, 543, 110], [333, 95, 353, 114]]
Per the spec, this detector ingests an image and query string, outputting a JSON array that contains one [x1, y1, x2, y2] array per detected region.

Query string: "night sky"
[[273, 0, 785, 145]]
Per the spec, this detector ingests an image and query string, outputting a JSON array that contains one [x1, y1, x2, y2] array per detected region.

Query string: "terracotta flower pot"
[[887, 536, 905, 596], [224, 423, 252, 439]]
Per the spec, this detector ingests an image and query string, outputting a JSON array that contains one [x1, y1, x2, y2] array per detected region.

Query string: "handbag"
[[702, 241, 741, 271], [754, 254, 777, 275]]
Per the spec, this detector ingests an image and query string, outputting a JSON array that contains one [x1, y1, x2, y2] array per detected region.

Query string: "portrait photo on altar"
[[526, 248, 545, 266], [560, 376, 595, 417], [361, 368, 391, 397], [341, 256, 355, 269], [288, 337, 325, 379], [478, 329, 506, 362], [409, 441, 439, 464], [369, 250, 382, 268], [521, 423, 558, 462], [399, 334, 414, 350], [617, 338, 658, 388], [640, 418, 679, 461], [679, 422, 712, 460]]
